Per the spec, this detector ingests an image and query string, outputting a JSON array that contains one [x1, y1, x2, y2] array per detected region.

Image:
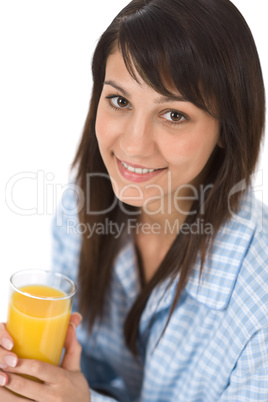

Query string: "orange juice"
[[6, 285, 71, 365]]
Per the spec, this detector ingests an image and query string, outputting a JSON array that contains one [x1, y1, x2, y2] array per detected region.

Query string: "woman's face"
[[95, 50, 220, 215]]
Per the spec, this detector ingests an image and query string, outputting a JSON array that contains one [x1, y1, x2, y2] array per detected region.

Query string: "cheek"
[[95, 108, 106, 144], [158, 136, 199, 167], [163, 124, 219, 168], [95, 105, 120, 150]]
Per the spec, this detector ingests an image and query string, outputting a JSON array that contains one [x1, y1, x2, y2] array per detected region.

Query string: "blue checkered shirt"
[[52, 187, 268, 401]]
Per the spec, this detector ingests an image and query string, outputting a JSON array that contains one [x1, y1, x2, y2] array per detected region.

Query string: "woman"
[[0, 0, 267, 400]]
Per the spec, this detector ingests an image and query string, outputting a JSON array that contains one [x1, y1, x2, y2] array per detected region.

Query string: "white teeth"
[[121, 161, 156, 174]]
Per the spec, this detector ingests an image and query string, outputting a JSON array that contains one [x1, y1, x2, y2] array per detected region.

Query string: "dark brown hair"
[[73, 0, 265, 355]]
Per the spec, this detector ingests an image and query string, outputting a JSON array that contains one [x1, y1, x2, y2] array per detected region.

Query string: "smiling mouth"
[[115, 157, 166, 183], [120, 160, 161, 175]]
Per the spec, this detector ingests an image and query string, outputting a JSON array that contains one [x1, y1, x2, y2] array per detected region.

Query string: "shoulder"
[[246, 195, 268, 262], [186, 190, 268, 328], [235, 195, 268, 328]]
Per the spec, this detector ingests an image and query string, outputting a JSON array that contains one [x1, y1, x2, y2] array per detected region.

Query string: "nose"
[[119, 114, 155, 158]]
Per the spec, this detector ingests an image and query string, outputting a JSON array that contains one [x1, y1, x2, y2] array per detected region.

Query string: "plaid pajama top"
[[52, 187, 268, 401]]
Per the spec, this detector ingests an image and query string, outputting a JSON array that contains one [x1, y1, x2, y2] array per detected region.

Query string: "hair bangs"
[[117, 4, 213, 114]]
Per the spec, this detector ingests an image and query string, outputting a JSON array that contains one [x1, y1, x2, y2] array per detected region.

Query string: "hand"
[[0, 321, 18, 379], [0, 313, 91, 401], [0, 322, 19, 400]]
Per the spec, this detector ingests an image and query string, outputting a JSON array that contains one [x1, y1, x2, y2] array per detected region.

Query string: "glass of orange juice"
[[6, 269, 77, 366]]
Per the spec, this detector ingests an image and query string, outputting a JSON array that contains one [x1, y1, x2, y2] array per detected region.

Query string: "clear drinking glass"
[[6, 269, 77, 366]]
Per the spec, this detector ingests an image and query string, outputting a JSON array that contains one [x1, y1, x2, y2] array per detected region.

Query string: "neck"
[[138, 188, 194, 236]]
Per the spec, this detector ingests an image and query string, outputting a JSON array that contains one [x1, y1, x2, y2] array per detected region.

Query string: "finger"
[[0, 323, 14, 351], [69, 312, 82, 328], [0, 370, 8, 386], [0, 353, 18, 370], [3, 371, 49, 402], [61, 323, 82, 371], [0, 384, 31, 401], [4, 358, 63, 383], [0, 324, 18, 370]]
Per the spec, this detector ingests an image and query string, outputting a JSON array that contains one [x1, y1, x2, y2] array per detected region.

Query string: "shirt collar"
[[185, 189, 259, 310], [115, 190, 260, 316]]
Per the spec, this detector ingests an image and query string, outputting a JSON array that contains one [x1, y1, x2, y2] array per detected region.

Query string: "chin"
[[114, 190, 145, 208]]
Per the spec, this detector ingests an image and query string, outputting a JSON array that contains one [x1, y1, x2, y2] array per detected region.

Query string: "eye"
[[106, 95, 131, 110], [161, 110, 186, 124]]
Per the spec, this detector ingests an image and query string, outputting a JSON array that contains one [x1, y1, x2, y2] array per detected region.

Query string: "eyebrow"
[[104, 80, 188, 104]]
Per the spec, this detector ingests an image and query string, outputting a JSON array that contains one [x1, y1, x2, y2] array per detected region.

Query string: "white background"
[[0, 0, 267, 321]]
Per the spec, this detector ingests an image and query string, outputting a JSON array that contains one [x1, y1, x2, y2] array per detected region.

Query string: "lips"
[[121, 160, 158, 174], [116, 157, 166, 183]]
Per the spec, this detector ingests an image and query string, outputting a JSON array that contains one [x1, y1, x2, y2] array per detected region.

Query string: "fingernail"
[[77, 315, 82, 326], [0, 374, 6, 386], [74, 312, 83, 325], [69, 322, 77, 331], [2, 338, 13, 351], [4, 355, 17, 367], [76, 313, 83, 321]]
